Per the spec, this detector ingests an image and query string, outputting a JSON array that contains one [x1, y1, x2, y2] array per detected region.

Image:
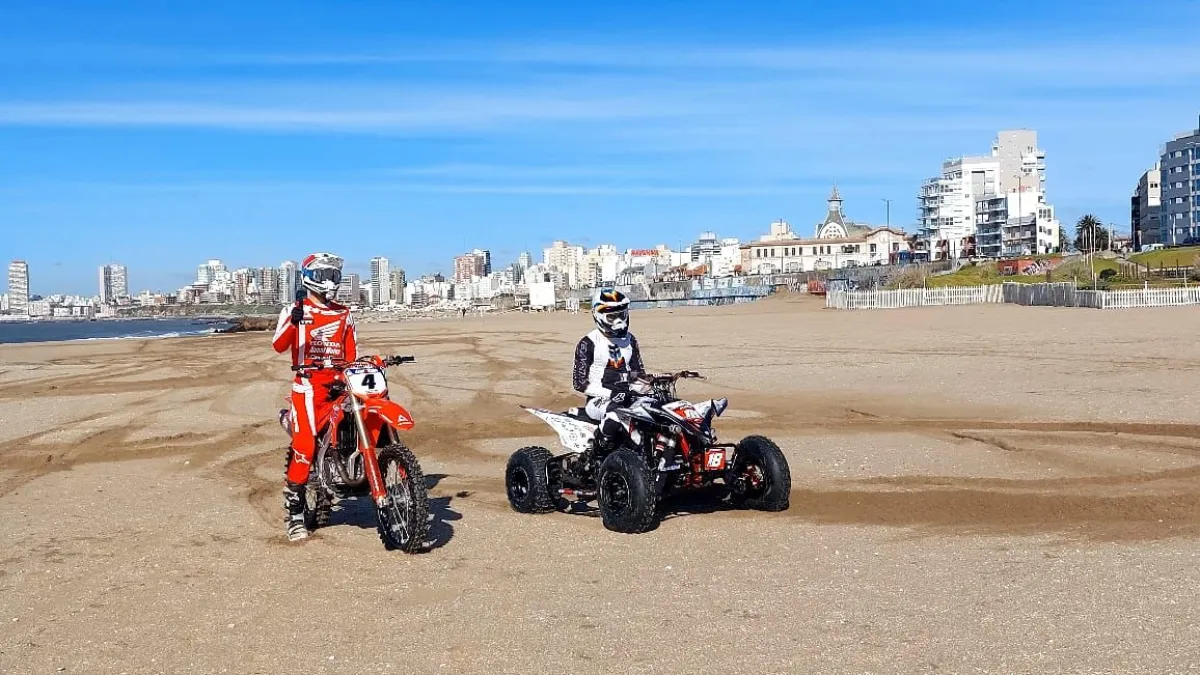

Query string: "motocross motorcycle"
[[279, 354, 429, 552], [505, 371, 791, 534]]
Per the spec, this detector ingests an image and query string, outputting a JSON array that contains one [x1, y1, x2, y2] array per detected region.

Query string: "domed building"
[[741, 187, 910, 274]]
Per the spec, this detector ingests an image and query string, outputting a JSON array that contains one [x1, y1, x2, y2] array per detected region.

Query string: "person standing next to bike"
[[573, 288, 647, 456], [272, 252, 357, 541]]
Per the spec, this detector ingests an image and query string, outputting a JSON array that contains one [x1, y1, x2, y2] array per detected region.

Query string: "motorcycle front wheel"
[[375, 443, 430, 553]]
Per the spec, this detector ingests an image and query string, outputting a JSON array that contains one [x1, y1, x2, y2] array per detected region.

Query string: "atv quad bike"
[[505, 371, 790, 533]]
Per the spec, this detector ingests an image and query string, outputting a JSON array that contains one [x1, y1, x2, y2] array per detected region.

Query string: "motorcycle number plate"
[[344, 365, 387, 397], [704, 448, 727, 471]]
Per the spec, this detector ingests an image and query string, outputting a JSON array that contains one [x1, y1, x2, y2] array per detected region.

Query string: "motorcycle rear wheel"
[[375, 443, 431, 553]]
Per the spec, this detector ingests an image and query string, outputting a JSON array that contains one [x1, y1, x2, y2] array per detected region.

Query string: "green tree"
[[1074, 215, 1110, 253], [1058, 226, 1070, 253]]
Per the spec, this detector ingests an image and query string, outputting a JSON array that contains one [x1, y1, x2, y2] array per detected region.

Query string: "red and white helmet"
[[301, 252, 344, 300]]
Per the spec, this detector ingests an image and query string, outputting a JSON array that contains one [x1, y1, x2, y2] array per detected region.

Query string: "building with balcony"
[[975, 192, 1059, 258], [918, 130, 1051, 260], [1159, 119, 1200, 246], [6, 260, 29, 315]]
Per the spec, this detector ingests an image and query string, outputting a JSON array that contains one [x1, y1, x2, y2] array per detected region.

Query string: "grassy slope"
[[1130, 246, 1200, 268]]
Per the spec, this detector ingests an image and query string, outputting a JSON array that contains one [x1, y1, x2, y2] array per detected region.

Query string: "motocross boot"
[[283, 480, 308, 542]]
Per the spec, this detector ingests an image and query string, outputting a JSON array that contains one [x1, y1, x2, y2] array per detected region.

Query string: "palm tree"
[[1074, 215, 1106, 253]]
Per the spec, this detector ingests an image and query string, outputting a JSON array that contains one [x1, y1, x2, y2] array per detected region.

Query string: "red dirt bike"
[[279, 354, 429, 552]]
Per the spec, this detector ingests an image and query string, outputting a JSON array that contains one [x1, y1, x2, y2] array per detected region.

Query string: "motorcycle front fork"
[[348, 394, 389, 506]]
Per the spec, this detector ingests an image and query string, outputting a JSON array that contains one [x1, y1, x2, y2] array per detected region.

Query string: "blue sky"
[[2, 0, 1199, 295]]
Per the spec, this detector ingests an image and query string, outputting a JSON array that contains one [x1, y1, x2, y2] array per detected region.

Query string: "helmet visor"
[[310, 268, 342, 285]]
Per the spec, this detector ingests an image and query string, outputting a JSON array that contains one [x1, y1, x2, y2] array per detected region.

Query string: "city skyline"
[[3, 1, 1199, 293]]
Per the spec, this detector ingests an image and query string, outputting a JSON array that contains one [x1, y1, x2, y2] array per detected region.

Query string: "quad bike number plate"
[[704, 448, 727, 471]]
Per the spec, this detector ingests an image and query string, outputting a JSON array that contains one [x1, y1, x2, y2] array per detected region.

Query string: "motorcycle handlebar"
[[291, 355, 416, 373]]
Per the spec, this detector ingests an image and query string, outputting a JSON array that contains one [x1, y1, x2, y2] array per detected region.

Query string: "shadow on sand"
[[322, 473, 461, 551]]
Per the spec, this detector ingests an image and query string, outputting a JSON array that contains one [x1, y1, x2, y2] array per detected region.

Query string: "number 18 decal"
[[705, 449, 726, 470]]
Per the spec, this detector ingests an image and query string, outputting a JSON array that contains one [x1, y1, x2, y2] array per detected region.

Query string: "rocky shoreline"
[[214, 316, 276, 333]]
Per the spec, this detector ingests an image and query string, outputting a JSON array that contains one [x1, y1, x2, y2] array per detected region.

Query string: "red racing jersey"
[[272, 297, 358, 370]]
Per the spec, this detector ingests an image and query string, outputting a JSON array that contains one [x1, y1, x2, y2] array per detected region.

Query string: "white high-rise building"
[[543, 241, 585, 288], [370, 257, 391, 306], [279, 261, 298, 304], [919, 129, 1051, 260], [918, 155, 999, 260], [517, 251, 532, 272], [7, 260, 29, 315], [98, 264, 128, 305]]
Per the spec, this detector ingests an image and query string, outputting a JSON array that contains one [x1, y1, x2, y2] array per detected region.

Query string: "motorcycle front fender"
[[362, 398, 415, 431]]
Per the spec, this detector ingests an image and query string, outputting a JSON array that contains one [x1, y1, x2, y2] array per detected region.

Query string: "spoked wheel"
[[597, 450, 659, 534], [729, 436, 791, 511], [375, 444, 430, 553], [302, 448, 336, 531]]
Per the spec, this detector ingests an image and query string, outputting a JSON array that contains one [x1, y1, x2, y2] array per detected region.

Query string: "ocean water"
[[0, 318, 235, 345]]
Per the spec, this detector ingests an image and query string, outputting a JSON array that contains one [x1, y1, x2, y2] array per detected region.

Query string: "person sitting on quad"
[[572, 288, 648, 455]]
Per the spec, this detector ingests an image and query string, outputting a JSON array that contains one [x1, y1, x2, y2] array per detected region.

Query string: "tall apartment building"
[[335, 273, 361, 305], [543, 240, 585, 288], [1159, 119, 1200, 246], [389, 268, 406, 306], [370, 256, 391, 306], [98, 264, 128, 304], [453, 251, 487, 283], [7, 260, 29, 315], [919, 130, 1053, 260], [279, 261, 299, 304], [1131, 165, 1162, 250]]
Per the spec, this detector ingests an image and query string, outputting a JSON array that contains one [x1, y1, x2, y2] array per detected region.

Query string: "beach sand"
[[3, 295, 1200, 673]]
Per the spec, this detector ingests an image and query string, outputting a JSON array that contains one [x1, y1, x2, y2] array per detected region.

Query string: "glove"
[[290, 305, 304, 326]]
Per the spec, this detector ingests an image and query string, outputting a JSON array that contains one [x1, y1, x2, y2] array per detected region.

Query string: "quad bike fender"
[[363, 398, 415, 430], [523, 407, 596, 454], [690, 398, 729, 419]]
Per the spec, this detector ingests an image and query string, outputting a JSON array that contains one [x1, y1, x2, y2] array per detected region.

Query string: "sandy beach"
[[3, 294, 1200, 674]]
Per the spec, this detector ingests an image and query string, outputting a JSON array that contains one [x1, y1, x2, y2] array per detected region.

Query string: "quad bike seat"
[[562, 407, 596, 423]]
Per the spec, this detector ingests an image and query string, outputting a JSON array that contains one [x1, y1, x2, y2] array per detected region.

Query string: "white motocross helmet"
[[592, 288, 630, 338], [300, 252, 344, 301]]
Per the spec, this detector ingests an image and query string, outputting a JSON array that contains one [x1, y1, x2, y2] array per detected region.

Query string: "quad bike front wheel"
[[598, 450, 659, 534], [506, 446, 558, 513], [375, 444, 430, 553], [730, 436, 791, 511]]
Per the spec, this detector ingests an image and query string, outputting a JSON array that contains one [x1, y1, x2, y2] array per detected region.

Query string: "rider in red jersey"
[[272, 252, 357, 541]]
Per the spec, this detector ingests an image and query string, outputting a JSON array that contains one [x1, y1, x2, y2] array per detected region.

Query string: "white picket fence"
[[827, 283, 1200, 310], [825, 285, 1003, 310], [1100, 287, 1200, 309]]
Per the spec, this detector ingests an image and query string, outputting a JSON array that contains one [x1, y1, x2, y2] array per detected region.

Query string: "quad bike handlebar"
[[291, 355, 416, 374]]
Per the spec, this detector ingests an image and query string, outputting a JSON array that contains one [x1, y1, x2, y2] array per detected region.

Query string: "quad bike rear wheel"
[[598, 450, 659, 534], [730, 436, 791, 511], [375, 444, 430, 553], [506, 446, 558, 513]]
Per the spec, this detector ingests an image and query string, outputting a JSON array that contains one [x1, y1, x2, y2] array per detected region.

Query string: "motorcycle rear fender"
[[362, 398, 415, 430]]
